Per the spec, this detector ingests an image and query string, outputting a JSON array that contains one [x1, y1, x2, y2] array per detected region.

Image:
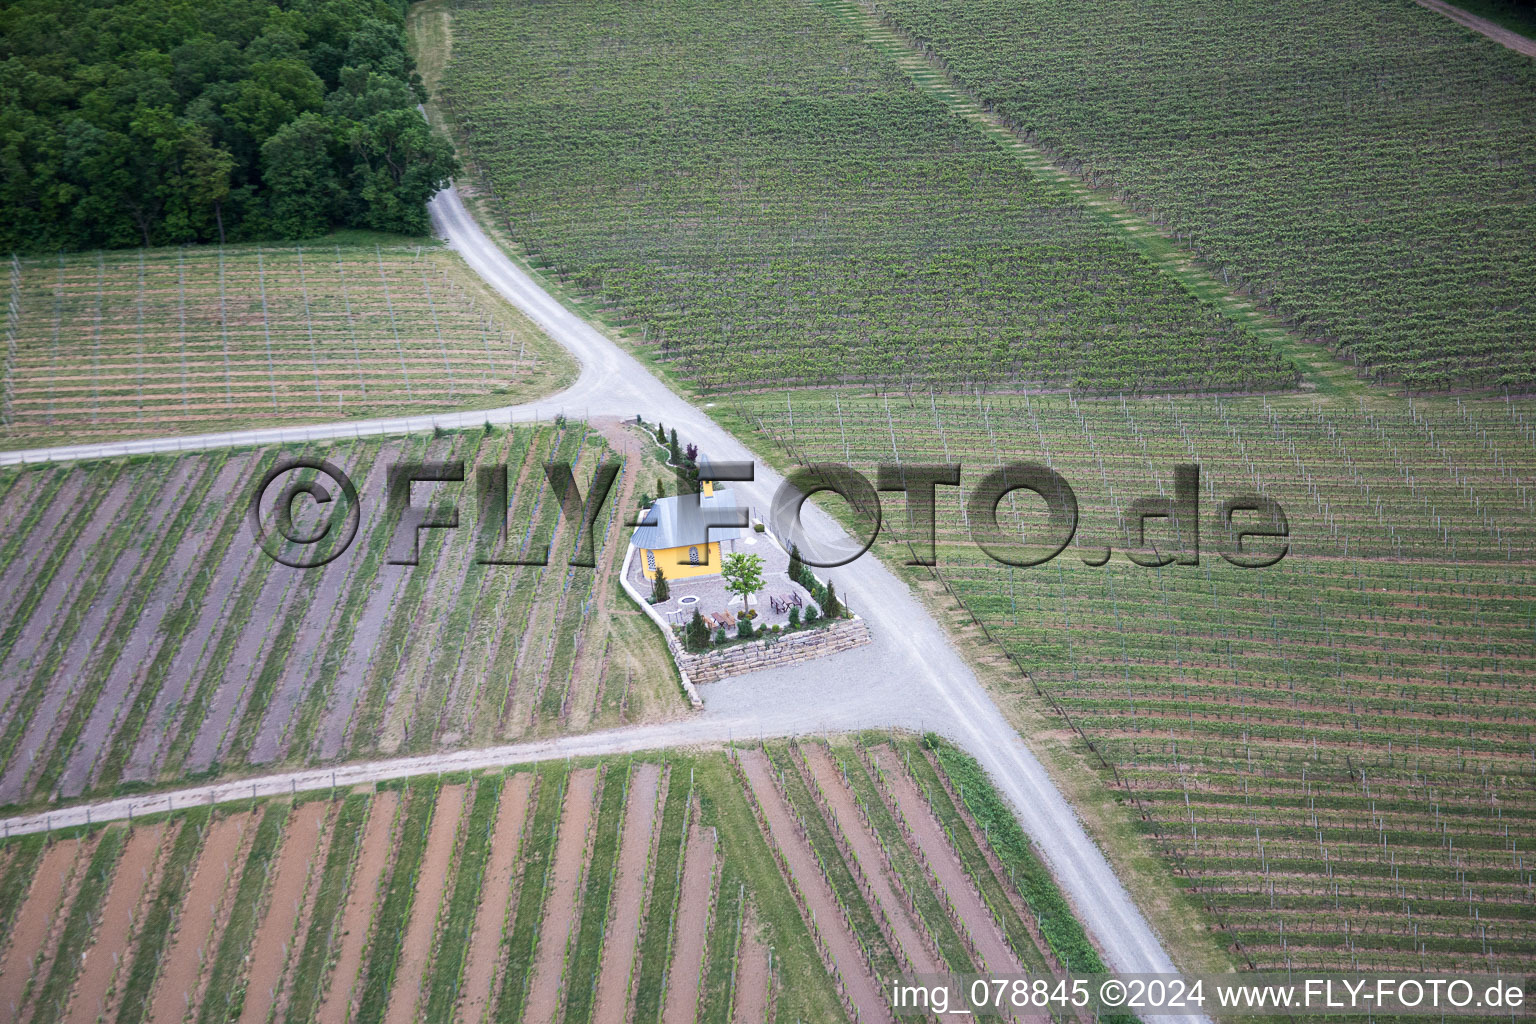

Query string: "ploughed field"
[[0, 422, 675, 810], [437, 0, 1298, 395], [866, 0, 1536, 391], [0, 242, 575, 449], [745, 390, 1536, 972], [0, 737, 1098, 1024]]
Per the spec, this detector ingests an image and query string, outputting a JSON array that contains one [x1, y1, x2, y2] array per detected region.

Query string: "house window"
[[688, 546, 700, 564], [645, 550, 655, 571]]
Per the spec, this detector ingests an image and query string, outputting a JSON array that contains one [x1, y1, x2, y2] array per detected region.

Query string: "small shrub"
[[655, 421, 667, 444], [686, 610, 710, 651], [650, 565, 669, 604], [804, 605, 819, 624], [714, 627, 728, 645], [737, 618, 754, 639], [787, 606, 799, 628]]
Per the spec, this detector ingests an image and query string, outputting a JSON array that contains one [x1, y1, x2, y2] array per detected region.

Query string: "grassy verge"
[[422, 776, 501, 1023], [354, 779, 439, 1024], [923, 734, 1106, 970], [283, 792, 371, 1024], [117, 808, 211, 1024], [29, 825, 127, 1024], [631, 760, 690, 1024], [493, 761, 567, 1023], [891, 738, 1055, 976], [563, 763, 627, 1024], [197, 802, 289, 1024]]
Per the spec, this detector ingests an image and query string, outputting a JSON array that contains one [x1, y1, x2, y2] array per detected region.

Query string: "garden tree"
[[788, 544, 804, 585], [668, 428, 680, 464], [649, 565, 669, 604], [824, 580, 841, 619], [737, 617, 754, 639], [788, 606, 800, 627], [0, 0, 459, 251], [655, 421, 666, 444], [720, 552, 765, 612], [686, 610, 710, 652]]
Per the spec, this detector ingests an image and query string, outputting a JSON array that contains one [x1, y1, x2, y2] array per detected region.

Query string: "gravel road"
[[0, 185, 1202, 1019]]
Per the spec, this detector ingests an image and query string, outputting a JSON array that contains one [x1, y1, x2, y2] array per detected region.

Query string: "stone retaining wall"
[[677, 617, 872, 684]]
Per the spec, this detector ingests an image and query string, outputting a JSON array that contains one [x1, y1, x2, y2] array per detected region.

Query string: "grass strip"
[[713, 752, 849, 1023], [98, 450, 276, 791], [841, 740, 976, 974], [767, 742, 900, 981], [354, 778, 439, 1024], [563, 762, 627, 1024], [197, 801, 289, 1024], [921, 734, 1109, 972], [895, 738, 1054, 977], [0, 461, 154, 786], [696, 864, 743, 1024], [30, 825, 128, 1024], [283, 792, 370, 1024], [421, 775, 501, 1023], [285, 435, 427, 761], [117, 807, 211, 1024], [225, 443, 380, 767], [493, 761, 567, 1023], [33, 453, 226, 796], [630, 760, 689, 1024]]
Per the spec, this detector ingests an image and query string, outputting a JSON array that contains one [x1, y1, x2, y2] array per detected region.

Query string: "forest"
[[0, 0, 458, 251]]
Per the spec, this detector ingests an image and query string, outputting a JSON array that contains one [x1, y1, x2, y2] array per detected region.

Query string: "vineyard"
[[867, 0, 1536, 391], [436, 0, 1299, 395], [744, 389, 1536, 972], [0, 242, 576, 449], [0, 422, 677, 811], [0, 738, 1096, 1024]]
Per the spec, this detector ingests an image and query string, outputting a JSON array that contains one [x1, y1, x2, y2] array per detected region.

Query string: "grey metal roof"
[[631, 488, 746, 550]]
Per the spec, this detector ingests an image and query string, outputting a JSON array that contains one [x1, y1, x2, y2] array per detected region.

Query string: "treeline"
[[0, 0, 458, 252]]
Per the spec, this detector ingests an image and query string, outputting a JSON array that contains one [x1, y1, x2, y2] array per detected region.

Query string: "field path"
[[318, 789, 399, 1024], [148, 812, 251, 1024], [0, 838, 81, 1020], [523, 766, 598, 1024], [660, 820, 717, 1024], [383, 782, 467, 1024], [1415, 0, 1536, 56], [63, 823, 166, 1024], [239, 800, 331, 1024], [456, 772, 533, 1024], [804, 744, 941, 975], [738, 749, 892, 1024], [872, 747, 1023, 977], [591, 762, 663, 1024]]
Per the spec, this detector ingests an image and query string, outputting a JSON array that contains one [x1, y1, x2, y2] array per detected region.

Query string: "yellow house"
[[631, 480, 746, 580]]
